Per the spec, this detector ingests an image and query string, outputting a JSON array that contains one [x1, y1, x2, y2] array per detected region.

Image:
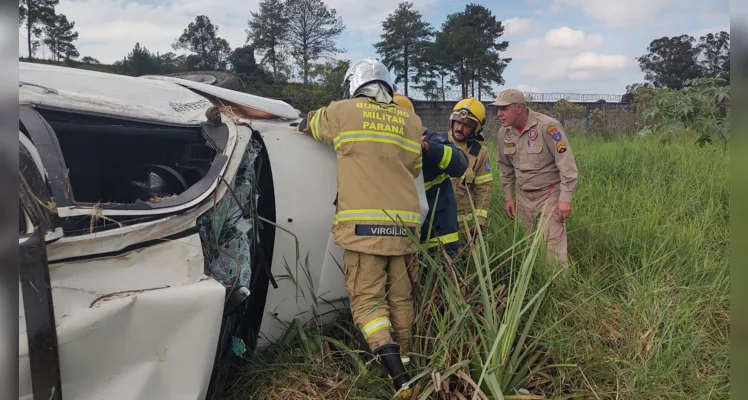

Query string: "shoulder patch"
[[547, 123, 563, 142], [483, 160, 491, 173], [556, 140, 567, 153]]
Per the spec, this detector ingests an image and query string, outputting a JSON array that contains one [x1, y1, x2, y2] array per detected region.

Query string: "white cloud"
[[545, 26, 603, 48], [18, 0, 437, 63], [552, 0, 677, 27], [503, 17, 536, 36], [515, 84, 541, 93], [568, 52, 634, 70], [501, 24, 634, 84], [19, 0, 252, 62], [505, 27, 604, 60], [521, 52, 636, 83]]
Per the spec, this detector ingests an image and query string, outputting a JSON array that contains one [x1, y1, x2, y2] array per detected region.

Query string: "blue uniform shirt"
[[419, 130, 469, 258]]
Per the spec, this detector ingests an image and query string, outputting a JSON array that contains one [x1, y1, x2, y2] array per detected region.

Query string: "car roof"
[[19, 62, 298, 125]]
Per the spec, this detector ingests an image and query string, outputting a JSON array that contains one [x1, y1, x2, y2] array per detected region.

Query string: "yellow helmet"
[[393, 93, 415, 112], [450, 97, 486, 135]]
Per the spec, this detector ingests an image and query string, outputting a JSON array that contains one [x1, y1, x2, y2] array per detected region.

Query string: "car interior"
[[37, 107, 221, 205]]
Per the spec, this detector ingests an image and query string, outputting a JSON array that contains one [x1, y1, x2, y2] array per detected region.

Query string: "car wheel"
[[166, 71, 245, 91]]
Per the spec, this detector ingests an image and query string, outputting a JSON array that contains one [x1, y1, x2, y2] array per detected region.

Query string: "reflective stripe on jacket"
[[420, 130, 468, 256], [298, 97, 424, 256]]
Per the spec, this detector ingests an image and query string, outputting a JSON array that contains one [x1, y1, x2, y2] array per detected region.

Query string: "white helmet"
[[342, 58, 395, 99]]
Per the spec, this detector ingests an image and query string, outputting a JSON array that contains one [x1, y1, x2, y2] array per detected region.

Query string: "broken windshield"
[[197, 138, 262, 289]]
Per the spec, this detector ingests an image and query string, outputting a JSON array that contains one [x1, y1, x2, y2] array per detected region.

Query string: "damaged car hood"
[[20, 62, 219, 126]]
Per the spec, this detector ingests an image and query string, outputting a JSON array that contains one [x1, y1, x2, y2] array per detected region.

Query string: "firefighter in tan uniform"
[[493, 89, 579, 267], [297, 58, 418, 398], [448, 98, 494, 245]]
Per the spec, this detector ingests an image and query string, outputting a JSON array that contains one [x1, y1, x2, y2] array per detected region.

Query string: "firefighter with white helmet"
[[296, 58, 420, 398]]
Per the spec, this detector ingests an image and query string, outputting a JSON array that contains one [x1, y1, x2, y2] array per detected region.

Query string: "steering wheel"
[[129, 164, 189, 201]]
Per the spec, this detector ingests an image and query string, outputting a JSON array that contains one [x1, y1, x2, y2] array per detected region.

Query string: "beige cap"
[[491, 89, 526, 106]]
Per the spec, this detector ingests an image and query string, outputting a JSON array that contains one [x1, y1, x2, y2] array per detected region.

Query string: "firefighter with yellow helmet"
[[393, 93, 468, 261], [296, 58, 419, 398], [448, 98, 494, 242]]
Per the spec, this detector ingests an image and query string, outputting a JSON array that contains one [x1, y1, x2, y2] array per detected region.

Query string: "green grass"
[[227, 134, 729, 400]]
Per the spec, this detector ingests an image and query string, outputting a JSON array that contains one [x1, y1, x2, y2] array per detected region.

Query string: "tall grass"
[[483, 134, 729, 399], [227, 134, 729, 400]]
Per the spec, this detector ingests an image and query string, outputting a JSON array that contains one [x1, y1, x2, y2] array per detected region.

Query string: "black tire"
[[166, 71, 245, 91]]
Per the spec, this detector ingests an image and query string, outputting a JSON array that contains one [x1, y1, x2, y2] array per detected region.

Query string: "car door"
[[19, 130, 64, 400]]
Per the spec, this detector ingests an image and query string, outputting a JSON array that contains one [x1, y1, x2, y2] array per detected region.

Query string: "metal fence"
[[407, 89, 624, 103]]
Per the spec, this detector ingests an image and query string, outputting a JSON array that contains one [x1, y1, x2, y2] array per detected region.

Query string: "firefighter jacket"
[[298, 97, 425, 256], [449, 131, 494, 227], [420, 129, 468, 255]]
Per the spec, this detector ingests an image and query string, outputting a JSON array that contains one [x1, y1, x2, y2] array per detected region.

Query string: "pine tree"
[[374, 2, 434, 96], [42, 13, 79, 61], [284, 0, 345, 84], [19, 0, 58, 58], [172, 15, 232, 70], [247, 0, 289, 82]]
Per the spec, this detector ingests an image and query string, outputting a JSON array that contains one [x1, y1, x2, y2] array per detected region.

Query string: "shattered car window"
[[197, 139, 262, 289]]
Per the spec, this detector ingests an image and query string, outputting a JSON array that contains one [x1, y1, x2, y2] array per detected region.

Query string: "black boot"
[[375, 344, 412, 395]]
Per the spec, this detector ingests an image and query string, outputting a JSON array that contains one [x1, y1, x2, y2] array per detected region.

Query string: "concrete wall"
[[412, 100, 635, 137]]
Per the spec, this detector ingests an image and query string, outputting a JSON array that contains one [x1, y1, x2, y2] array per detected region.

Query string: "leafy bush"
[[642, 78, 729, 150]]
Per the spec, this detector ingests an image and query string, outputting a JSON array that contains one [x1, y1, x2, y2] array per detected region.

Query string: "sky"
[[18, 0, 730, 96]]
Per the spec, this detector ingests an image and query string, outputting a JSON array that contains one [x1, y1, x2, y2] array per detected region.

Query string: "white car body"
[[17, 62, 429, 400]]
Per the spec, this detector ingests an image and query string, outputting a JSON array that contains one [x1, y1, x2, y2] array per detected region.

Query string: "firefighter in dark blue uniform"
[[394, 94, 468, 260]]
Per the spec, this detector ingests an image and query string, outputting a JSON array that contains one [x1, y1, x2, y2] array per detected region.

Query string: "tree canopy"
[[373, 2, 434, 96], [636, 31, 730, 90], [172, 15, 232, 70], [247, 0, 289, 82], [284, 0, 346, 84], [377, 3, 511, 100]]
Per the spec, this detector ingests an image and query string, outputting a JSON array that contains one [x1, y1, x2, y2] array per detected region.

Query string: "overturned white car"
[[18, 63, 429, 400]]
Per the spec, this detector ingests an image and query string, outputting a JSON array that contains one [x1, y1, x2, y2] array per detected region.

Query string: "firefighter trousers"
[[516, 186, 569, 267], [343, 250, 417, 359]]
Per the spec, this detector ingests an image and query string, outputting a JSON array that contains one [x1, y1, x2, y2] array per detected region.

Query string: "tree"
[[154, 52, 188, 74], [114, 42, 162, 76], [247, 0, 289, 82], [81, 56, 100, 64], [412, 41, 452, 100], [436, 4, 511, 99], [310, 59, 350, 92], [621, 82, 654, 104], [637, 35, 702, 90], [172, 15, 232, 70], [229, 45, 272, 82], [42, 13, 78, 61], [19, 0, 59, 58], [697, 31, 730, 84], [464, 4, 511, 98], [373, 2, 433, 96], [284, 0, 345, 84], [229, 45, 260, 76]]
